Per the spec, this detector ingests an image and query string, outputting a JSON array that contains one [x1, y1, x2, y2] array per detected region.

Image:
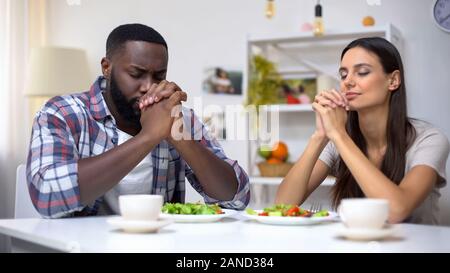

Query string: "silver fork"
[[309, 202, 322, 213]]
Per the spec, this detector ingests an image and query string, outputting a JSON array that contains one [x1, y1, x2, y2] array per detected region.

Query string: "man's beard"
[[109, 71, 142, 130]]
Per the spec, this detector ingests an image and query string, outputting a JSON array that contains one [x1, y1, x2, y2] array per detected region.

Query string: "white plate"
[[159, 209, 237, 223], [107, 217, 173, 233], [244, 210, 339, 226], [336, 225, 397, 241]]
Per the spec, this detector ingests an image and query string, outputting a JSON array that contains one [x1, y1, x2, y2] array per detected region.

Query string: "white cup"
[[119, 194, 163, 221], [338, 198, 389, 229]]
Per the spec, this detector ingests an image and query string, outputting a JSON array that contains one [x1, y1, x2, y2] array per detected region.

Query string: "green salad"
[[162, 202, 223, 215], [246, 204, 329, 217]]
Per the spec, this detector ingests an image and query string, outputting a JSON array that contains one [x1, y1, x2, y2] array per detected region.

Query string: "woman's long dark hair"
[[331, 37, 416, 209]]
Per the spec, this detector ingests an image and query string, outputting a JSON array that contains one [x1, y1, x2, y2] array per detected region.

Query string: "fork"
[[309, 202, 322, 213]]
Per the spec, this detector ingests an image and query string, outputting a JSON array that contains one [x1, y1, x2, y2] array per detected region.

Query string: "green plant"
[[246, 55, 283, 109]]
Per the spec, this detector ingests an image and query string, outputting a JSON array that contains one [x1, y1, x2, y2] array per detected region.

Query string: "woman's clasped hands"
[[312, 89, 350, 141]]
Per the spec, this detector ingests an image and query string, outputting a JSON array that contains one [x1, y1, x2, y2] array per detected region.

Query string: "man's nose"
[[139, 77, 153, 94]]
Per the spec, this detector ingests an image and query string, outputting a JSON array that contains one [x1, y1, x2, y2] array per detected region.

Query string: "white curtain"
[[0, 0, 28, 252]]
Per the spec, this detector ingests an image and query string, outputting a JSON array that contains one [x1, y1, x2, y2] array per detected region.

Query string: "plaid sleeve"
[[168, 145, 185, 203], [26, 99, 84, 218], [182, 108, 250, 210]]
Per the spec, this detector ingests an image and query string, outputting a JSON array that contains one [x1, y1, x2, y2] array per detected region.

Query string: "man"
[[27, 24, 250, 218]]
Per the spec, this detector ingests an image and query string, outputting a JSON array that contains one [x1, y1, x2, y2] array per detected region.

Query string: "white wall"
[[42, 0, 450, 222], [0, 0, 28, 252]]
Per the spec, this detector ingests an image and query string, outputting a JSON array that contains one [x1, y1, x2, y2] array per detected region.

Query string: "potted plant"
[[246, 55, 285, 175], [246, 55, 283, 109]]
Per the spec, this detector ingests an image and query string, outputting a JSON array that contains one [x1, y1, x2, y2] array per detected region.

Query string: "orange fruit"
[[362, 16, 375, 26], [271, 141, 288, 161], [266, 157, 283, 164]]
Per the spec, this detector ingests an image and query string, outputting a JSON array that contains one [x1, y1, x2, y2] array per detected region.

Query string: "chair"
[[14, 164, 41, 218]]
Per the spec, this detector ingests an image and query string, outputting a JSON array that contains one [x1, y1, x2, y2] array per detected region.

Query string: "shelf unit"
[[244, 24, 402, 84], [247, 24, 402, 45], [259, 104, 313, 113], [244, 24, 402, 188]]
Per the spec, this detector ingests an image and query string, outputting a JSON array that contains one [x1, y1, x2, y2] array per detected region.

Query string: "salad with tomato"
[[246, 204, 329, 217], [162, 202, 223, 215]]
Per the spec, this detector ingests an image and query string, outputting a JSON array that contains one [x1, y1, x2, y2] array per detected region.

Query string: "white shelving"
[[250, 176, 336, 186], [244, 24, 402, 83], [260, 104, 313, 113], [248, 24, 402, 46]]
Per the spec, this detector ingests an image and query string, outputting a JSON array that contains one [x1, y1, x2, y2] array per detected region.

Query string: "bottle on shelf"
[[313, 0, 324, 36]]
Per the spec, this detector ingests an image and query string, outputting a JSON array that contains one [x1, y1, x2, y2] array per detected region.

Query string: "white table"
[[1, 213, 450, 253]]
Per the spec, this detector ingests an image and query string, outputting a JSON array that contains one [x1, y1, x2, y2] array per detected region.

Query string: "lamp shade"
[[24, 47, 91, 96]]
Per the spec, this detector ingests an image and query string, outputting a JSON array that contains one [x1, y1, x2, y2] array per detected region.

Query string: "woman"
[[275, 37, 449, 225]]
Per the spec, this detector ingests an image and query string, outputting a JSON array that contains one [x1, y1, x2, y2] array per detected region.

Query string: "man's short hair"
[[106, 23, 168, 58]]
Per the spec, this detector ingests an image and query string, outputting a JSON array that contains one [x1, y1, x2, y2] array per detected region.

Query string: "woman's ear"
[[388, 70, 401, 91]]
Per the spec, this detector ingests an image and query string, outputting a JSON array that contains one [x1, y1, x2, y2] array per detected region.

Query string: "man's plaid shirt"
[[27, 77, 250, 218]]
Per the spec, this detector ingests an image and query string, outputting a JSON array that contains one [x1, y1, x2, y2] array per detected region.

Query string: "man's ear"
[[101, 57, 111, 79], [388, 70, 401, 91]]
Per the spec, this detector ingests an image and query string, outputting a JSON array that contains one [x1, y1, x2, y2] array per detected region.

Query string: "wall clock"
[[433, 0, 450, 33]]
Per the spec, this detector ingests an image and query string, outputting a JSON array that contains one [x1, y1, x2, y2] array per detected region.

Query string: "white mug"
[[338, 198, 389, 229], [119, 194, 163, 221]]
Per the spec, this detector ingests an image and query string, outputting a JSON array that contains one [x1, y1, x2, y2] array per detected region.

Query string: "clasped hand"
[[312, 89, 349, 141], [138, 80, 187, 143]]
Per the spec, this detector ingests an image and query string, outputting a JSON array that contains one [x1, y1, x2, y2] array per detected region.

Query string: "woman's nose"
[[343, 75, 356, 88]]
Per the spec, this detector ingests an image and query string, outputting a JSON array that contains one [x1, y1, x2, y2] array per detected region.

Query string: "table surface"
[[1, 213, 450, 253]]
